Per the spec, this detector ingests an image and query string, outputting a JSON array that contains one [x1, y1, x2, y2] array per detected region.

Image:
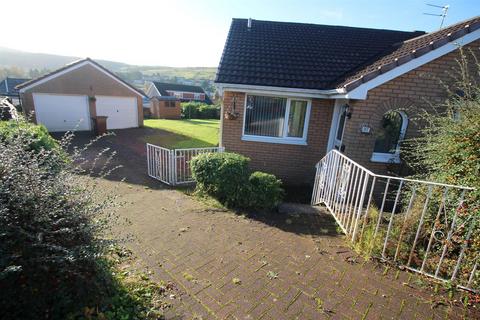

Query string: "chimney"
[[247, 18, 252, 30]]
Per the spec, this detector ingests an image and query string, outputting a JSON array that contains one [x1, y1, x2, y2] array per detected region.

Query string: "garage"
[[96, 96, 138, 129], [17, 58, 145, 132], [33, 94, 90, 132]]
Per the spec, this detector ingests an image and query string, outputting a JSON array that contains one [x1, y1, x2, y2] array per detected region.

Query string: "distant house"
[[215, 17, 480, 184], [0, 77, 30, 105], [146, 81, 213, 104]]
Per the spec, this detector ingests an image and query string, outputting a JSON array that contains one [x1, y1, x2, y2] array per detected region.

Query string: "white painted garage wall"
[[95, 96, 138, 129], [33, 93, 90, 132]]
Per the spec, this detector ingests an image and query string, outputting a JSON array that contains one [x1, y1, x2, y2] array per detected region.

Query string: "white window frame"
[[371, 111, 408, 164], [241, 93, 311, 145]]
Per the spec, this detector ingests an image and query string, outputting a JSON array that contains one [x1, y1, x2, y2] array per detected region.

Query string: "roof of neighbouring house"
[[16, 58, 146, 97], [215, 16, 480, 91], [0, 77, 30, 97], [151, 81, 207, 95]]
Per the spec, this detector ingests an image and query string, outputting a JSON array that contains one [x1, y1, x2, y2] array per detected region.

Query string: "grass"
[[144, 119, 220, 149]]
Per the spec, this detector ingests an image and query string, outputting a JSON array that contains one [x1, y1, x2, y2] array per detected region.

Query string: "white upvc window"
[[371, 110, 408, 164], [242, 94, 311, 145]]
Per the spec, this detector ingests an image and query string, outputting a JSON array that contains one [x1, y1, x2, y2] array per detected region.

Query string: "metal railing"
[[146, 143, 224, 185], [312, 150, 478, 292]]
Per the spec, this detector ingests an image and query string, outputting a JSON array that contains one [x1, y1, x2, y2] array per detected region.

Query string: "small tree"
[[0, 119, 118, 319]]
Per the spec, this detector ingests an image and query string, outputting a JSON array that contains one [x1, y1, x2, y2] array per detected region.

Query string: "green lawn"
[[143, 119, 220, 149]]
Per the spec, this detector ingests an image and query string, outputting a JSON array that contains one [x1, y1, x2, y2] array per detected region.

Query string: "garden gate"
[[146, 143, 224, 185]]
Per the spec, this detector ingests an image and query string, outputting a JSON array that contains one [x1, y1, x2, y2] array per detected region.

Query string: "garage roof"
[[16, 58, 146, 98]]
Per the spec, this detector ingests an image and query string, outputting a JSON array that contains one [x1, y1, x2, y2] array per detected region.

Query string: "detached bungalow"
[[215, 17, 480, 184], [17, 58, 145, 132]]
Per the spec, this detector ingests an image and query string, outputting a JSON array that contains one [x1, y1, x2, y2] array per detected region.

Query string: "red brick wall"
[[343, 39, 480, 175], [220, 39, 480, 184], [150, 99, 181, 119], [221, 92, 334, 184]]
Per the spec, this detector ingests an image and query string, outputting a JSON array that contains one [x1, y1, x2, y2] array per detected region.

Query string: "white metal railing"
[[312, 150, 478, 292], [146, 143, 224, 185]]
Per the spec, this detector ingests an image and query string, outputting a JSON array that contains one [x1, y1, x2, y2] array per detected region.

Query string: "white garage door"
[[33, 94, 90, 132], [95, 96, 138, 129]]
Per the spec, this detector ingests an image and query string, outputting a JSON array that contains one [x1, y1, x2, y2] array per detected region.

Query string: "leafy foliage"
[[248, 171, 284, 210], [0, 119, 119, 319], [190, 152, 284, 210], [404, 50, 480, 287], [181, 101, 220, 119], [0, 118, 172, 319], [0, 119, 62, 154], [190, 152, 251, 207]]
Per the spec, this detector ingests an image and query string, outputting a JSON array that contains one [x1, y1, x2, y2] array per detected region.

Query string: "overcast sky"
[[1, 0, 477, 67]]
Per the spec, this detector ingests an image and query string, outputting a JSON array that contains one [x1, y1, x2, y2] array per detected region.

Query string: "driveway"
[[73, 128, 478, 319]]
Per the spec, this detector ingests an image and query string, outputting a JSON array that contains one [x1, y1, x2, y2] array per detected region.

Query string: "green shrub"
[[403, 50, 480, 287], [0, 119, 60, 154], [190, 152, 284, 210], [0, 119, 116, 319], [190, 152, 250, 207], [247, 171, 284, 210], [181, 102, 220, 119]]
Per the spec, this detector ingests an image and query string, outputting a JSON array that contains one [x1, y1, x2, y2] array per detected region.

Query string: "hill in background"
[[0, 47, 217, 93]]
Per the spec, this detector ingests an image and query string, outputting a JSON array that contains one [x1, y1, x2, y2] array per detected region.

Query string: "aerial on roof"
[[215, 16, 480, 91], [0, 77, 30, 96]]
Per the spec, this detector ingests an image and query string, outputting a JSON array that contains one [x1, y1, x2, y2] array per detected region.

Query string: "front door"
[[328, 99, 348, 152]]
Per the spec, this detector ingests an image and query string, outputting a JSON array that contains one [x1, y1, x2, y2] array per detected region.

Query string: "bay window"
[[243, 94, 310, 144]]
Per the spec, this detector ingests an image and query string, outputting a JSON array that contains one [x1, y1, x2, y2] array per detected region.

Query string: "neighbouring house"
[[215, 17, 480, 185], [16, 58, 145, 132], [0, 77, 30, 105], [146, 81, 213, 104], [149, 96, 181, 119]]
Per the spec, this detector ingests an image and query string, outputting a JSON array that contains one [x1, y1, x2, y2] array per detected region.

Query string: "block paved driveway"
[[75, 129, 478, 319]]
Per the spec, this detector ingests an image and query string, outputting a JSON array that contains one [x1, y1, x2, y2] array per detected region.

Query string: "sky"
[[1, 0, 478, 67]]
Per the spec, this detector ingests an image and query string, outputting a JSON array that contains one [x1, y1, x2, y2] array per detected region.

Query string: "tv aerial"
[[423, 3, 449, 29]]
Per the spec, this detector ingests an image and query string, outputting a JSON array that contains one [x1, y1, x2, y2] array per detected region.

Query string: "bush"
[[190, 152, 284, 210], [248, 171, 284, 210], [0, 119, 60, 154], [181, 102, 220, 119], [0, 119, 116, 319], [190, 152, 250, 207], [403, 50, 480, 287]]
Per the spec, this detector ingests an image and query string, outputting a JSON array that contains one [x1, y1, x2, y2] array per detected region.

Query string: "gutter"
[[215, 82, 347, 99]]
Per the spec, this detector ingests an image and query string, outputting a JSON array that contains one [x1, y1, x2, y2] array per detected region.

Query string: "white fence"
[[312, 150, 478, 292], [146, 143, 224, 185]]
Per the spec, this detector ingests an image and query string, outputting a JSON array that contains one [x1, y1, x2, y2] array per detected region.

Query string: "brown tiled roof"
[[16, 58, 146, 97], [336, 16, 480, 90]]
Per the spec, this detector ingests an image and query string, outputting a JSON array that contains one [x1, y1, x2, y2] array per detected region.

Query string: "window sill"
[[242, 135, 307, 146], [370, 153, 401, 164]]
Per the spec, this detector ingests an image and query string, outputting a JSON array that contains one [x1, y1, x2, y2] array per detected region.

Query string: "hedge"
[[190, 152, 284, 210], [181, 102, 220, 119]]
